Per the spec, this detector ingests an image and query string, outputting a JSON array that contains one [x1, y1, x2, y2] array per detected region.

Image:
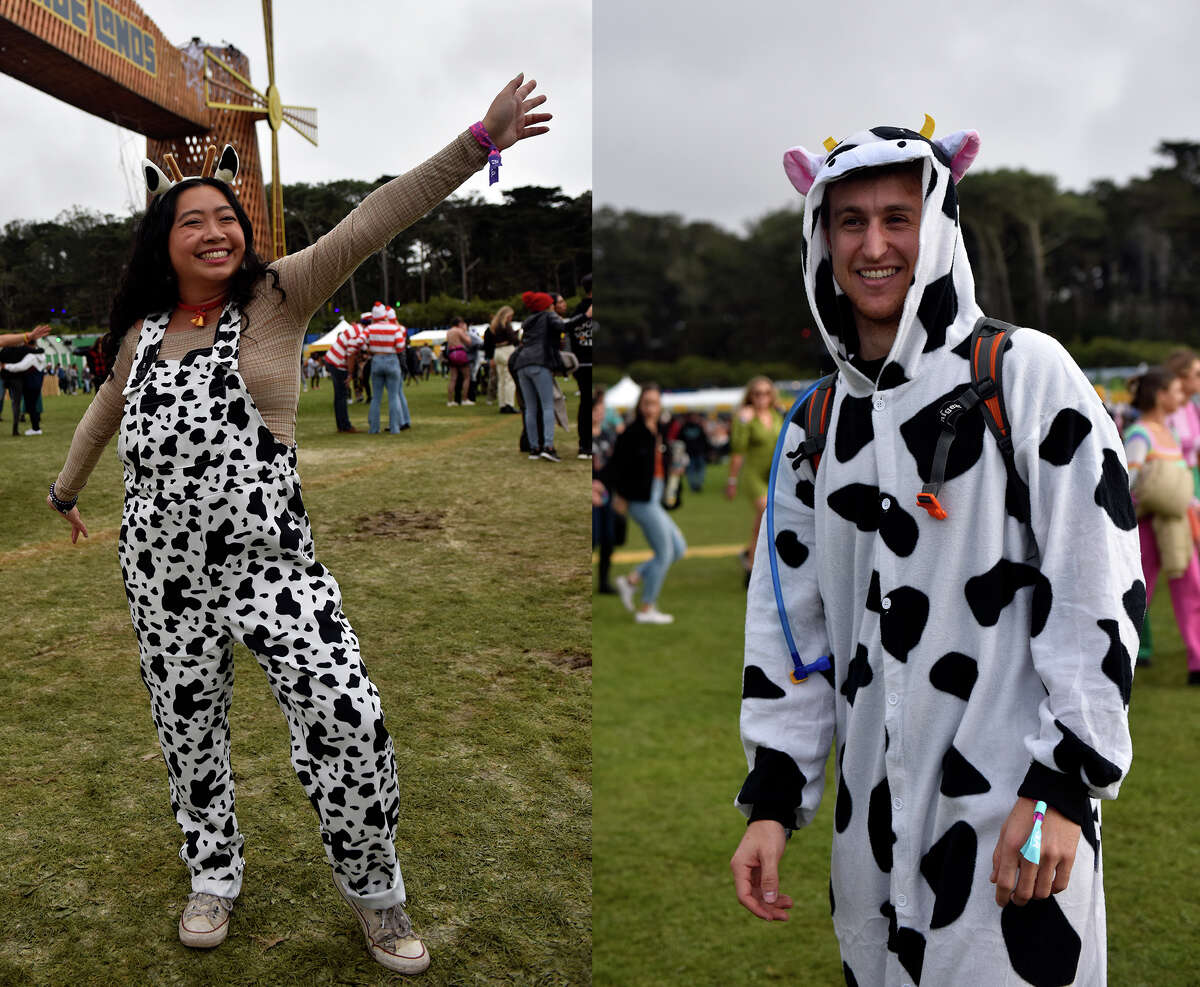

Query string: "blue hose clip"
[[765, 382, 832, 684]]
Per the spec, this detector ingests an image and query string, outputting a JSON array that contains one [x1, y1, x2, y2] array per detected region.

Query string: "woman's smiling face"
[[167, 184, 246, 297]]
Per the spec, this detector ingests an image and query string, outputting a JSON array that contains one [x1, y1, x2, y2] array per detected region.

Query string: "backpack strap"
[[969, 316, 1019, 464], [917, 316, 1020, 519], [787, 372, 838, 475]]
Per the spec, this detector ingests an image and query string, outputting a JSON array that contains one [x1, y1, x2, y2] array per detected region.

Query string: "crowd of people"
[[312, 284, 592, 459]]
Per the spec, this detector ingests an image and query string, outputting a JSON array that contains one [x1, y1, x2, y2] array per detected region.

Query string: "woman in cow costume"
[[731, 120, 1142, 985], [46, 75, 549, 976]]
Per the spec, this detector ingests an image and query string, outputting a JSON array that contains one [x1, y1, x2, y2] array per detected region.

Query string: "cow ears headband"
[[142, 144, 240, 199], [783, 115, 981, 196]]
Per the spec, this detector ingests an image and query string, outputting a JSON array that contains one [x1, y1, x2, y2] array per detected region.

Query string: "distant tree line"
[[596, 141, 1200, 376], [0, 183, 590, 332]]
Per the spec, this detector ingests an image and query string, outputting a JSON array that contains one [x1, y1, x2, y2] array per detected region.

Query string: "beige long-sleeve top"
[[56, 132, 488, 500]]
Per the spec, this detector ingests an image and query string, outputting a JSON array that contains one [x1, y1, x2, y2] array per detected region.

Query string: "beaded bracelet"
[[48, 481, 77, 515], [469, 121, 502, 186]]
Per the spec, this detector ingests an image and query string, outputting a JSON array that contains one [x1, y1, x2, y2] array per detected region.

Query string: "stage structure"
[[0, 0, 317, 259]]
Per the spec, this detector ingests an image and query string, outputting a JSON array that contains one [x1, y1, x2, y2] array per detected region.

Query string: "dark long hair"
[[1128, 366, 1173, 412], [102, 178, 283, 373]]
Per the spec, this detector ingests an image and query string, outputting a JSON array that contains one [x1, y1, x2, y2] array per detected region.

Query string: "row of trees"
[[280, 182, 590, 318], [597, 141, 1200, 372], [0, 183, 591, 332]]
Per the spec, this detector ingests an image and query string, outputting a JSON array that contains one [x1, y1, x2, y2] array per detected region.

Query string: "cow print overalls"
[[117, 304, 406, 909]]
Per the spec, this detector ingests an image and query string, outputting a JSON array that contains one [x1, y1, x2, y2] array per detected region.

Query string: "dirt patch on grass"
[[353, 509, 446, 540], [527, 647, 592, 671]]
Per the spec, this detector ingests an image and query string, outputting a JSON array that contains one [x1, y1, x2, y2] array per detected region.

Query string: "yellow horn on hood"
[[823, 137, 837, 152], [920, 114, 935, 139]]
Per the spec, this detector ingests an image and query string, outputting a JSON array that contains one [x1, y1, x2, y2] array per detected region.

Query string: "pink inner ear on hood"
[[783, 147, 826, 196], [934, 130, 981, 184]]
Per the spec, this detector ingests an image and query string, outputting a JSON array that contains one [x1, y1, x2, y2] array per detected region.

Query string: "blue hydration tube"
[[765, 383, 832, 684]]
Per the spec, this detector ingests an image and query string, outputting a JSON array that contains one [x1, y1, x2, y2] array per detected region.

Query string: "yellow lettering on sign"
[[92, 0, 156, 77], [31, 0, 88, 35]]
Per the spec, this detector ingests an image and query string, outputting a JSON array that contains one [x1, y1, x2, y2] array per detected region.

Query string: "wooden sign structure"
[[0, 0, 316, 259]]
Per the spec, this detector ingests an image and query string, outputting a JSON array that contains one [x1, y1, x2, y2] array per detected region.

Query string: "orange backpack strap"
[[918, 317, 1019, 519], [968, 316, 1019, 462], [788, 373, 838, 474]]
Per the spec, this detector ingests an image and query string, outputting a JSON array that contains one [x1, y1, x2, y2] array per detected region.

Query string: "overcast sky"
[[596, 0, 1199, 231], [0, 0, 591, 224]]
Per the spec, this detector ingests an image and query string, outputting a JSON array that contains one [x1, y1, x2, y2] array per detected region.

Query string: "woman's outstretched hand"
[[47, 495, 88, 544], [482, 73, 552, 151]]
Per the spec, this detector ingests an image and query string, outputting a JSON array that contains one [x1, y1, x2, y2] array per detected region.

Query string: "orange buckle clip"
[[916, 492, 948, 520], [789, 670, 809, 684]]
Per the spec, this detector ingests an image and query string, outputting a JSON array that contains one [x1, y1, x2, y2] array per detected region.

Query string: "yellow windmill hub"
[[267, 83, 283, 132]]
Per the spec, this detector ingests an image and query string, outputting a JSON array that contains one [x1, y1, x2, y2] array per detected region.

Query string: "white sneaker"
[[24, 429, 42, 435], [614, 575, 636, 613], [461, 399, 476, 406], [333, 877, 430, 975], [447, 401, 458, 407], [635, 606, 675, 625], [178, 892, 233, 948]]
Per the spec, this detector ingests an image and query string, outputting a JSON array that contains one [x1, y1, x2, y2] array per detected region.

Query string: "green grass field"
[[593, 461, 1200, 986], [0, 375, 591, 986]]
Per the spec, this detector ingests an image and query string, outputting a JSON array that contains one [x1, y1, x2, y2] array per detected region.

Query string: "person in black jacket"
[[595, 383, 687, 624], [562, 276, 593, 459], [509, 290, 589, 461]]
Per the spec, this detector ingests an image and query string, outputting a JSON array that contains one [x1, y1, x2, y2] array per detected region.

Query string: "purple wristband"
[[470, 121, 502, 186]]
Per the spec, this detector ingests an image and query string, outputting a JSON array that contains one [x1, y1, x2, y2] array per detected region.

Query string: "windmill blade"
[[262, 0, 276, 89], [282, 106, 319, 146], [270, 127, 285, 258], [205, 50, 267, 104]]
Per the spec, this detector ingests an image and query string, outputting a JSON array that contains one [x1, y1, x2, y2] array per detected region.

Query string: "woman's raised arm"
[[274, 74, 552, 324]]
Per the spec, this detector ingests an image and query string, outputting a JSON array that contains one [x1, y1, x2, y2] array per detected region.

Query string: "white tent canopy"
[[307, 318, 354, 353], [603, 376, 747, 415], [604, 376, 819, 416], [408, 329, 447, 347]]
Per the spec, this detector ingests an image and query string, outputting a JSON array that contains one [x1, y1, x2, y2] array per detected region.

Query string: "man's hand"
[[29, 324, 53, 341], [47, 495, 88, 544], [481, 73, 552, 151], [731, 819, 793, 921], [990, 796, 1080, 906]]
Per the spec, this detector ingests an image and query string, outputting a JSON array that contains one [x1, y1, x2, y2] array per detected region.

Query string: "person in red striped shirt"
[[324, 316, 369, 432], [366, 302, 412, 433]]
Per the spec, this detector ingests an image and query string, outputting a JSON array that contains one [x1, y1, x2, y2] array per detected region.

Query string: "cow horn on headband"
[[141, 143, 240, 199]]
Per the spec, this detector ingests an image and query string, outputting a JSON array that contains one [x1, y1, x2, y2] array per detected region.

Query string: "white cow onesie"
[[736, 125, 1143, 987]]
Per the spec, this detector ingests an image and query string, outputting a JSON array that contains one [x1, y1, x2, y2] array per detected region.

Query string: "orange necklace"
[[176, 294, 228, 328]]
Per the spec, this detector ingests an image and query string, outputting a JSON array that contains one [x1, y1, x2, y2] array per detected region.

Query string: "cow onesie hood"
[[737, 124, 1144, 986]]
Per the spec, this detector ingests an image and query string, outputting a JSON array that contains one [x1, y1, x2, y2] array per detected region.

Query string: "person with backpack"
[[729, 122, 1142, 986], [508, 290, 588, 461]]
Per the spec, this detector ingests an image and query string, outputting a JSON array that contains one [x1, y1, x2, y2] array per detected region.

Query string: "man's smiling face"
[[826, 165, 923, 339]]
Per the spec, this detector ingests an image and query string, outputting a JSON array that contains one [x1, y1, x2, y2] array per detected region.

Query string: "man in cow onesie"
[[730, 121, 1143, 986]]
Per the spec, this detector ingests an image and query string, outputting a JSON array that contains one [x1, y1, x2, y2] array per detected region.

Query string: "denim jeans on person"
[[329, 365, 352, 431], [686, 454, 707, 492], [369, 353, 410, 433], [626, 477, 687, 606], [516, 364, 556, 451]]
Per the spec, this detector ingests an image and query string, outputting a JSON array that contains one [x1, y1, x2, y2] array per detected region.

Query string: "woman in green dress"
[[726, 376, 783, 577]]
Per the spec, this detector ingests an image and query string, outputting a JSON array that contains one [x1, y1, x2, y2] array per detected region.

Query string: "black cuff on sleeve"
[[1018, 760, 1090, 827], [747, 802, 794, 836]]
